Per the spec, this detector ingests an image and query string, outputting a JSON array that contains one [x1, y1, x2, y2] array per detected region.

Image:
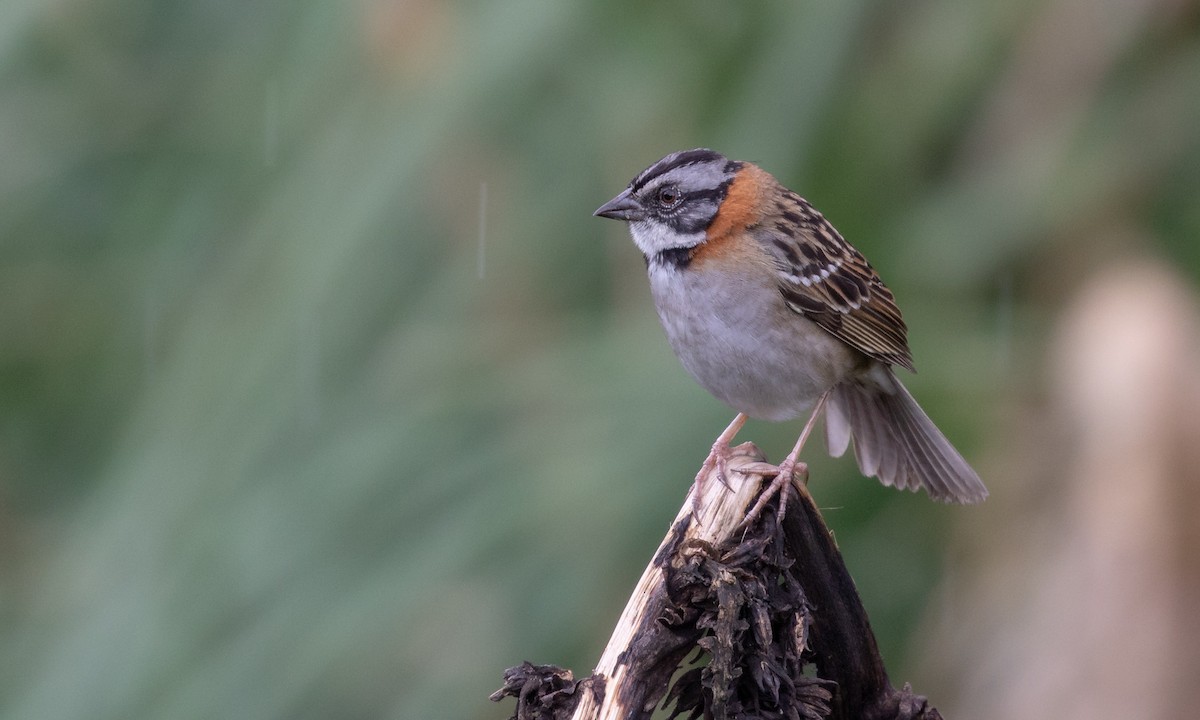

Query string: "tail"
[[824, 368, 988, 504]]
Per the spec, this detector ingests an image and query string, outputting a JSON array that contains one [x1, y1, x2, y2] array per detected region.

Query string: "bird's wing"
[[761, 192, 915, 372]]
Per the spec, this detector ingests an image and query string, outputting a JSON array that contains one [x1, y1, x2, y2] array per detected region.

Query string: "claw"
[[714, 453, 733, 490], [736, 461, 783, 477], [691, 444, 734, 516], [690, 414, 750, 519], [740, 459, 809, 530], [737, 391, 829, 529]]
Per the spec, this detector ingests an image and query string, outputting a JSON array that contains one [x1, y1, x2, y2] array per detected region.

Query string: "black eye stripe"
[[643, 179, 731, 217], [642, 177, 734, 235], [682, 178, 733, 204]]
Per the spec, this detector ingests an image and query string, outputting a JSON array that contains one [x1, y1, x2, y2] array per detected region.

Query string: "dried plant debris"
[[492, 489, 941, 720], [660, 515, 833, 720], [863, 683, 943, 720], [489, 662, 602, 720]]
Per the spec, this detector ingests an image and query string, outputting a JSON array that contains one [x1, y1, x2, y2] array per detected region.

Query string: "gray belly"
[[650, 269, 856, 421]]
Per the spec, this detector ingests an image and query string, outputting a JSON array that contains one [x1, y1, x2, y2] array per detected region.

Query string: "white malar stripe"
[[629, 220, 704, 259]]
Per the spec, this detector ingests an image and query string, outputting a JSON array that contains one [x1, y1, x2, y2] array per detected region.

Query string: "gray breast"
[[647, 265, 857, 421]]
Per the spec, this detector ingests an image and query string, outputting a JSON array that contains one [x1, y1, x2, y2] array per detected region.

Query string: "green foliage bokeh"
[[2, 1, 1198, 718]]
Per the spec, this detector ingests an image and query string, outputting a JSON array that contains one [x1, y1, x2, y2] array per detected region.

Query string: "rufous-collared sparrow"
[[595, 148, 987, 517]]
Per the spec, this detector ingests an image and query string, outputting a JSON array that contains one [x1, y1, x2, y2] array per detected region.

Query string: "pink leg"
[[691, 413, 748, 515], [742, 391, 830, 526]]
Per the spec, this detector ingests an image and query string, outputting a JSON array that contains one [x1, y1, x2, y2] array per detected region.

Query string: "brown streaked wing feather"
[[764, 192, 915, 372]]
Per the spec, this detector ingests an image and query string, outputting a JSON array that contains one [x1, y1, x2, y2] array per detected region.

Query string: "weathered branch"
[[492, 442, 944, 720]]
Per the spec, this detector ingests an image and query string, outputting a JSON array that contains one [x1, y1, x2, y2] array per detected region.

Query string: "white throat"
[[628, 220, 705, 258]]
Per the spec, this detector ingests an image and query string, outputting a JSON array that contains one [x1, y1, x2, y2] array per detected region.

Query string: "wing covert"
[[763, 193, 915, 372]]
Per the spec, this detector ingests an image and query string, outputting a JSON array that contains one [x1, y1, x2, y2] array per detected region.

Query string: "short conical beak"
[[594, 189, 645, 222]]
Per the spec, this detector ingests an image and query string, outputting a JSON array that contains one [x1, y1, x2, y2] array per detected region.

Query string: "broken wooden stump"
[[491, 443, 944, 720]]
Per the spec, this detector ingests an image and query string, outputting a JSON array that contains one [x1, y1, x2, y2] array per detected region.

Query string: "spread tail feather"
[[824, 369, 988, 504]]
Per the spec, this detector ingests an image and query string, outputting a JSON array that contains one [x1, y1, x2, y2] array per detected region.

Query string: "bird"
[[594, 148, 987, 519]]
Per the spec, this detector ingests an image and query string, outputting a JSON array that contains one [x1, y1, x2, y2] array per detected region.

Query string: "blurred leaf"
[[1, 1, 1198, 719]]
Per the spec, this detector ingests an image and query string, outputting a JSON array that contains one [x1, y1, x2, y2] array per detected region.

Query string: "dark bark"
[[492, 448, 945, 720]]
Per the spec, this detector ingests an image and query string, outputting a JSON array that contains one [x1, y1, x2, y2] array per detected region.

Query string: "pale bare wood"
[[568, 444, 769, 720]]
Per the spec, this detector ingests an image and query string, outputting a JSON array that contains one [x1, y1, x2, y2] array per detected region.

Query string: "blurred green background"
[[2, 1, 1199, 718]]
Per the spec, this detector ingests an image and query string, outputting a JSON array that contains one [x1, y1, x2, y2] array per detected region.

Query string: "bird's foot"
[[690, 414, 750, 518], [691, 440, 735, 517], [739, 455, 809, 529]]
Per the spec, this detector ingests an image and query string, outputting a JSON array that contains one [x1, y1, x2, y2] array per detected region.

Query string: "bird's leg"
[[741, 390, 830, 527], [691, 413, 749, 516]]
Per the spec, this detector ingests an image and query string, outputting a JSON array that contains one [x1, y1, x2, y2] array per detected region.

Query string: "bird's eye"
[[656, 186, 682, 209]]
